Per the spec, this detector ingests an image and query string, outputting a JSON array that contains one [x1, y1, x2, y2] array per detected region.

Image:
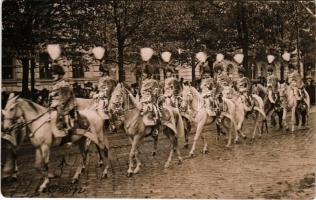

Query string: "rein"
[[5, 108, 52, 134]]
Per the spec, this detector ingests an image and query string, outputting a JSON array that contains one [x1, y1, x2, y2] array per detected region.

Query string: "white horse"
[[179, 86, 238, 157], [109, 83, 184, 175], [2, 94, 109, 192], [278, 83, 310, 132]]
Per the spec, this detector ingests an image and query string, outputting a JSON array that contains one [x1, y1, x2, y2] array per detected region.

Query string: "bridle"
[[2, 100, 52, 136]]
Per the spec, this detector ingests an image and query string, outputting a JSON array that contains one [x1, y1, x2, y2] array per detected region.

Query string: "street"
[[2, 108, 315, 199]]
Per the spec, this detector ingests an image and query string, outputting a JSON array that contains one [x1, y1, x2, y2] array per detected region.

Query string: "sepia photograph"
[[1, 0, 315, 198]]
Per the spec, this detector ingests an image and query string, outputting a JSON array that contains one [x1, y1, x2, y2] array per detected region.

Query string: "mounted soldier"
[[214, 63, 232, 96], [163, 68, 179, 107], [49, 64, 76, 136], [266, 66, 279, 104], [236, 66, 253, 112], [286, 64, 304, 102], [140, 66, 160, 135], [200, 72, 216, 116], [93, 66, 117, 120]]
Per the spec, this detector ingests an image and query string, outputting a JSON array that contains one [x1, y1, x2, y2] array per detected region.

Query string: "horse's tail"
[[252, 94, 266, 119]]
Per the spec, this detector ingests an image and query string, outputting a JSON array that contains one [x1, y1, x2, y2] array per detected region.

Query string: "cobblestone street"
[[2, 108, 315, 199]]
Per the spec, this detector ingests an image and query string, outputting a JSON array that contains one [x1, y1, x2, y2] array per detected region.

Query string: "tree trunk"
[[118, 40, 125, 82], [240, 3, 249, 78], [191, 54, 196, 85], [30, 58, 35, 98], [21, 58, 29, 98]]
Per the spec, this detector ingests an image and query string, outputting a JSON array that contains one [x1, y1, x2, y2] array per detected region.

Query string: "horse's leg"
[[174, 136, 183, 164], [201, 130, 208, 154], [225, 119, 233, 148], [183, 118, 190, 148], [38, 144, 51, 192], [133, 134, 144, 174], [152, 134, 158, 156], [282, 107, 289, 131], [252, 112, 262, 139], [96, 146, 104, 167], [128, 134, 142, 176], [72, 138, 89, 183], [291, 107, 296, 132], [97, 146, 110, 179], [189, 115, 207, 157]]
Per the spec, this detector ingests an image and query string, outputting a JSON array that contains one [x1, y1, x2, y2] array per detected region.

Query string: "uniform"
[[50, 76, 76, 136], [201, 77, 216, 116], [140, 77, 160, 121], [267, 72, 279, 104], [236, 68, 253, 110], [163, 76, 179, 107], [286, 70, 304, 100]]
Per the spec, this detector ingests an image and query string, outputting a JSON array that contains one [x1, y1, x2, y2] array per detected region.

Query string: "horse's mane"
[[18, 98, 47, 114], [109, 83, 137, 111], [188, 86, 203, 112]]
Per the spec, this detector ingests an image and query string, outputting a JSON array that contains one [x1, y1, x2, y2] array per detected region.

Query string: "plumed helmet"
[[238, 66, 246, 75], [267, 66, 274, 72], [213, 63, 224, 73], [51, 64, 65, 76]]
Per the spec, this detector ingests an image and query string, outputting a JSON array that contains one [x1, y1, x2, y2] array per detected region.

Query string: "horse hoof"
[[225, 144, 231, 148], [127, 172, 133, 177], [202, 150, 208, 154], [178, 158, 183, 164], [189, 153, 194, 158], [38, 186, 47, 193], [164, 164, 170, 169], [152, 151, 156, 156], [98, 162, 104, 168], [242, 136, 247, 140], [71, 178, 78, 184], [285, 127, 290, 131], [101, 174, 108, 179], [184, 144, 189, 149]]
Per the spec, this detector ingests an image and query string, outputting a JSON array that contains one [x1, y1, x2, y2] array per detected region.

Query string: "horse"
[[255, 83, 283, 130], [229, 87, 266, 140], [178, 85, 237, 157], [2, 94, 110, 192], [177, 86, 193, 148], [109, 83, 184, 176], [278, 83, 310, 132]]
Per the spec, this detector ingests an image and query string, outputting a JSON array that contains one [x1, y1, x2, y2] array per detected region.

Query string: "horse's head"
[[109, 83, 126, 115], [179, 86, 193, 112], [278, 83, 287, 102], [2, 94, 23, 132]]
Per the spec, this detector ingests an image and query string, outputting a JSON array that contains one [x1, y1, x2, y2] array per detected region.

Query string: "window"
[[2, 55, 14, 79], [39, 53, 52, 79]]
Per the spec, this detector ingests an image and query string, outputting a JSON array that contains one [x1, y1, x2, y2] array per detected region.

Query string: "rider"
[[163, 68, 179, 107], [49, 64, 76, 136], [140, 67, 160, 135], [214, 63, 232, 97], [236, 66, 253, 112], [93, 66, 117, 119], [200, 72, 216, 116], [266, 66, 279, 104], [285, 64, 304, 101]]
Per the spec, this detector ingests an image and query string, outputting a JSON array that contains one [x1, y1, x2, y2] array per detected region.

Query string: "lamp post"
[[281, 51, 290, 81], [195, 51, 207, 78], [161, 51, 172, 79], [140, 47, 154, 86], [47, 44, 61, 76], [92, 46, 105, 76]]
